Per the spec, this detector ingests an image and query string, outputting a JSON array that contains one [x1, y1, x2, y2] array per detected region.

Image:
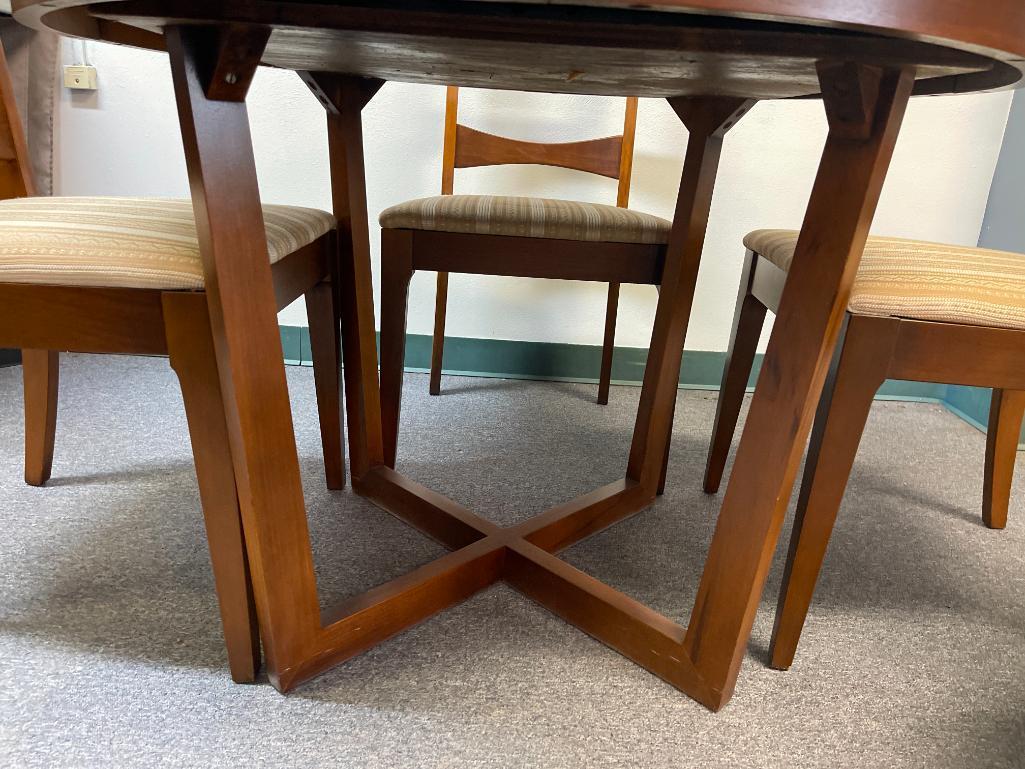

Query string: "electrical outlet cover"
[[63, 65, 98, 90]]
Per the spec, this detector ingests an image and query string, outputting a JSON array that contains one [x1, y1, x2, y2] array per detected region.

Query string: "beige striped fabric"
[[380, 194, 671, 244], [745, 229, 1025, 331], [0, 196, 335, 290]]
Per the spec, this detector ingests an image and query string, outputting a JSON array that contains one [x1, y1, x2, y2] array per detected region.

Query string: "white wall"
[[57, 41, 1013, 353]]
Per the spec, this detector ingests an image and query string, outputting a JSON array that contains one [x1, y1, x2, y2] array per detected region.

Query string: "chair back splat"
[[440, 86, 639, 208]]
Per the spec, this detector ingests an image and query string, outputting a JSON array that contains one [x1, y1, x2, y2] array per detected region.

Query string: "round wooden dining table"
[[14, 0, 1025, 711]]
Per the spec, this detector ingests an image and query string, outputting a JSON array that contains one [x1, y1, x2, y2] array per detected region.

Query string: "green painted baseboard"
[[942, 384, 1005, 436], [280, 323, 950, 401], [281, 326, 1011, 440]]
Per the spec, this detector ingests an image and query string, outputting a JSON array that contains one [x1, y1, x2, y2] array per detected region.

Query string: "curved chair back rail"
[[442, 86, 639, 207]]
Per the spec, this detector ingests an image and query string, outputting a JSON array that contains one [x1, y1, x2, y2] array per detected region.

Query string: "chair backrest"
[[441, 86, 639, 208], [0, 41, 34, 199]]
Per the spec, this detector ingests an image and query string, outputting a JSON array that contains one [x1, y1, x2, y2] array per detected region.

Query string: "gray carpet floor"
[[0, 354, 1023, 768]]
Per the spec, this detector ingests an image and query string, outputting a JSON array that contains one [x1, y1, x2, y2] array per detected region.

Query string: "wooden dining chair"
[[4, 202, 342, 686], [382, 86, 660, 407], [377, 87, 672, 467], [705, 229, 1025, 670], [0, 41, 343, 684]]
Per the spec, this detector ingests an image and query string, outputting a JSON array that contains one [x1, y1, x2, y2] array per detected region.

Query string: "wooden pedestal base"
[[285, 467, 719, 704], [165, 22, 915, 711]]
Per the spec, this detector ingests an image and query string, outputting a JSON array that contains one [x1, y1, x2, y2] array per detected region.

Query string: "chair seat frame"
[[5, 232, 343, 683], [705, 248, 1025, 670]]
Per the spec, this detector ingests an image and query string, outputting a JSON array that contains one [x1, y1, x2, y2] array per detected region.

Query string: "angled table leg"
[[380, 228, 415, 469], [683, 63, 915, 708], [627, 97, 755, 494], [311, 73, 388, 484], [167, 26, 322, 689]]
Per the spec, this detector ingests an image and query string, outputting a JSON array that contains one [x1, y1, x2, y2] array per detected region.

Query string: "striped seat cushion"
[[745, 229, 1025, 331], [379, 194, 671, 245], [0, 197, 335, 290]]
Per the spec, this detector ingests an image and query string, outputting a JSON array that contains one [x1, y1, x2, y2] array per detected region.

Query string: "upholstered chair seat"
[[380, 194, 671, 245], [0, 196, 335, 289], [745, 229, 1025, 331]]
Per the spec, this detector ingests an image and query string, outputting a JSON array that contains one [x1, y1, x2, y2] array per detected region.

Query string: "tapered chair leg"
[[163, 292, 261, 684], [381, 229, 415, 468], [597, 282, 620, 406], [23, 349, 59, 487], [983, 388, 1025, 530], [704, 251, 767, 494], [307, 279, 346, 490], [769, 315, 897, 670], [657, 393, 677, 496], [429, 271, 449, 396]]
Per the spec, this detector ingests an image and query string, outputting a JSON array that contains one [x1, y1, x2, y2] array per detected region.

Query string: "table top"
[[14, 0, 1025, 98]]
